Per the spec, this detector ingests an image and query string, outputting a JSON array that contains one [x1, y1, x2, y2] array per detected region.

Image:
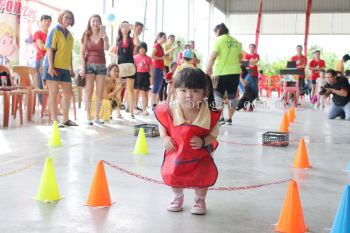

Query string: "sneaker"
[[226, 119, 232, 125], [130, 114, 135, 119], [63, 120, 78, 127], [167, 194, 184, 212], [191, 197, 206, 215], [57, 122, 66, 128], [86, 120, 93, 126], [219, 118, 225, 125], [94, 119, 104, 125], [135, 106, 142, 111]]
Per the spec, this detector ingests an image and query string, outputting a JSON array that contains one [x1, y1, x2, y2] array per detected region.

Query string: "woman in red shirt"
[[309, 50, 326, 101], [151, 32, 166, 108]]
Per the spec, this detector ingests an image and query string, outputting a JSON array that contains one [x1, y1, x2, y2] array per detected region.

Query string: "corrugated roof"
[[208, 0, 350, 13]]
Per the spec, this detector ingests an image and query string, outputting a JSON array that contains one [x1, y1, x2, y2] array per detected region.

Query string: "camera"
[[319, 83, 330, 95]]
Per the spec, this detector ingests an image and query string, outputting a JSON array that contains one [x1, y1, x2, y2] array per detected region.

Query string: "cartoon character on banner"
[[0, 23, 18, 69], [23, 21, 36, 67]]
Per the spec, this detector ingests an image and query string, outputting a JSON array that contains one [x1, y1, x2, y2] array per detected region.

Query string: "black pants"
[[159, 66, 169, 101], [237, 87, 257, 111]]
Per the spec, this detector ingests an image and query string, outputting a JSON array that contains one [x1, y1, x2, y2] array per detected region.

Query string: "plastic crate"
[[262, 132, 289, 147], [134, 124, 160, 137]]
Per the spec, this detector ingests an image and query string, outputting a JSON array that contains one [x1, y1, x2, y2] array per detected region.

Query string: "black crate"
[[134, 124, 160, 137], [262, 132, 289, 147]]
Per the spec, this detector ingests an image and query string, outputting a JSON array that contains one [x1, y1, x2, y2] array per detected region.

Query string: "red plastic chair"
[[267, 75, 282, 98], [258, 75, 270, 97], [282, 76, 299, 107]]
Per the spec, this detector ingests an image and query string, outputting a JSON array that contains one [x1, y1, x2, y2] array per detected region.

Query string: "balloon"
[[107, 13, 116, 22]]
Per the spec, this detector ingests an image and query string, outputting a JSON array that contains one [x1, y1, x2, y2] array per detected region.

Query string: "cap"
[[182, 49, 193, 59]]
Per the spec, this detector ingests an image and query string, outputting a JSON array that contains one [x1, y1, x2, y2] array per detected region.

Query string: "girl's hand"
[[162, 136, 177, 152], [190, 136, 204, 149]]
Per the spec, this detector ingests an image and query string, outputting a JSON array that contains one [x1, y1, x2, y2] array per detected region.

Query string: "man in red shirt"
[[291, 45, 307, 100], [309, 50, 326, 101], [33, 15, 52, 103], [243, 44, 260, 98]]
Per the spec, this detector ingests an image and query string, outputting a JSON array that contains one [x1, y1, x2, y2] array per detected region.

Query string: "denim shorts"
[[43, 67, 72, 83], [86, 63, 107, 76], [152, 68, 164, 94]]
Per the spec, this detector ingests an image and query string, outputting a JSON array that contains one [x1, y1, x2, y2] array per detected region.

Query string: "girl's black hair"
[[137, 41, 148, 53], [174, 67, 217, 111]]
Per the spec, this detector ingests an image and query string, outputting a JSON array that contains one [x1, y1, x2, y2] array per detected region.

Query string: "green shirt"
[[213, 34, 242, 76]]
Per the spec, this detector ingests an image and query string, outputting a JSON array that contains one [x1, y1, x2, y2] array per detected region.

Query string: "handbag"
[[118, 63, 136, 78]]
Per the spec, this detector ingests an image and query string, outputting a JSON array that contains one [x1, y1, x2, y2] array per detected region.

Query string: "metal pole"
[[143, 0, 147, 41]]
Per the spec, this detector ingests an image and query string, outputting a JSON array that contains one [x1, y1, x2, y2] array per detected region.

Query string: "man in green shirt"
[[206, 23, 242, 125]]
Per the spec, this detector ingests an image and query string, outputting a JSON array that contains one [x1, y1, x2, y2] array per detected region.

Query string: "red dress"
[[155, 103, 221, 188]]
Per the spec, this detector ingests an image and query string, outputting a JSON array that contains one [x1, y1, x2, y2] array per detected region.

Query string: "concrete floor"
[[0, 97, 350, 233]]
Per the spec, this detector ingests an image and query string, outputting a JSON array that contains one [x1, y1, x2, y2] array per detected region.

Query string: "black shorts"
[[215, 74, 240, 99], [299, 78, 305, 91], [134, 72, 150, 91]]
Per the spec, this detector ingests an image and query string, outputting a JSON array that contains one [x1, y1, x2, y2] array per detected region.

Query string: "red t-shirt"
[[134, 54, 152, 73], [244, 53, 260, 77], [33, 30, 47, 62], [152, 43, 164, 69], [291, 55, 307, 78], [165, 71, 173, 83], [309, 59, 326, 80]]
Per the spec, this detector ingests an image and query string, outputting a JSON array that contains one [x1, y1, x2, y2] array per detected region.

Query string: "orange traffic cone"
[[280, 112, 289, 133], [86, 160, 113, 207], [275, 180, 308, 233], [293, 139, 311, 169], [292, 107, 296, 121], [288, 108, 294, 123]]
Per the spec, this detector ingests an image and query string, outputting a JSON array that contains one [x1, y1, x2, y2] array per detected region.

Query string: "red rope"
[[102, 160, 291, 191]]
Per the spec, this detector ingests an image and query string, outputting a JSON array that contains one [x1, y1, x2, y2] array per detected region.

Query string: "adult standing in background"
[[206, 23, 242, 126], [188, 40, 200, 67], [243, 44, 259, 98], [335, 54, 350, 77], [160, 34, 175, 101], [115, 21, 140, 119], [80, 14, 110, 126], [43, 10, 77, 127], [33, 15, 52, 104], [151, 32, 166, 108], [309, 50, 326, 103], [290, 45, 307, 100]]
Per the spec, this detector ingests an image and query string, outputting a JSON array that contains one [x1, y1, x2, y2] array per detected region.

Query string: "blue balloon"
[[107, 13, 115, 22]]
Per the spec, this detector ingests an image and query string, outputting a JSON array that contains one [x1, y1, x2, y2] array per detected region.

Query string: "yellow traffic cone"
[[133, 128, 149, 155], [48, 121, 62, 147], [34, 157, 63, 202]]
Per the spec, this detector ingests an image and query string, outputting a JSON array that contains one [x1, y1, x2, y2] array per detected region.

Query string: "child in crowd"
[[173, 49, 194, 77], [315, 69, 327, 109], [91, 64, 125, 120], [134, 42, 153, 115], [164, 62, 177, 103], [237, 65, 258, 111], [155, 67, 220, 215]]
